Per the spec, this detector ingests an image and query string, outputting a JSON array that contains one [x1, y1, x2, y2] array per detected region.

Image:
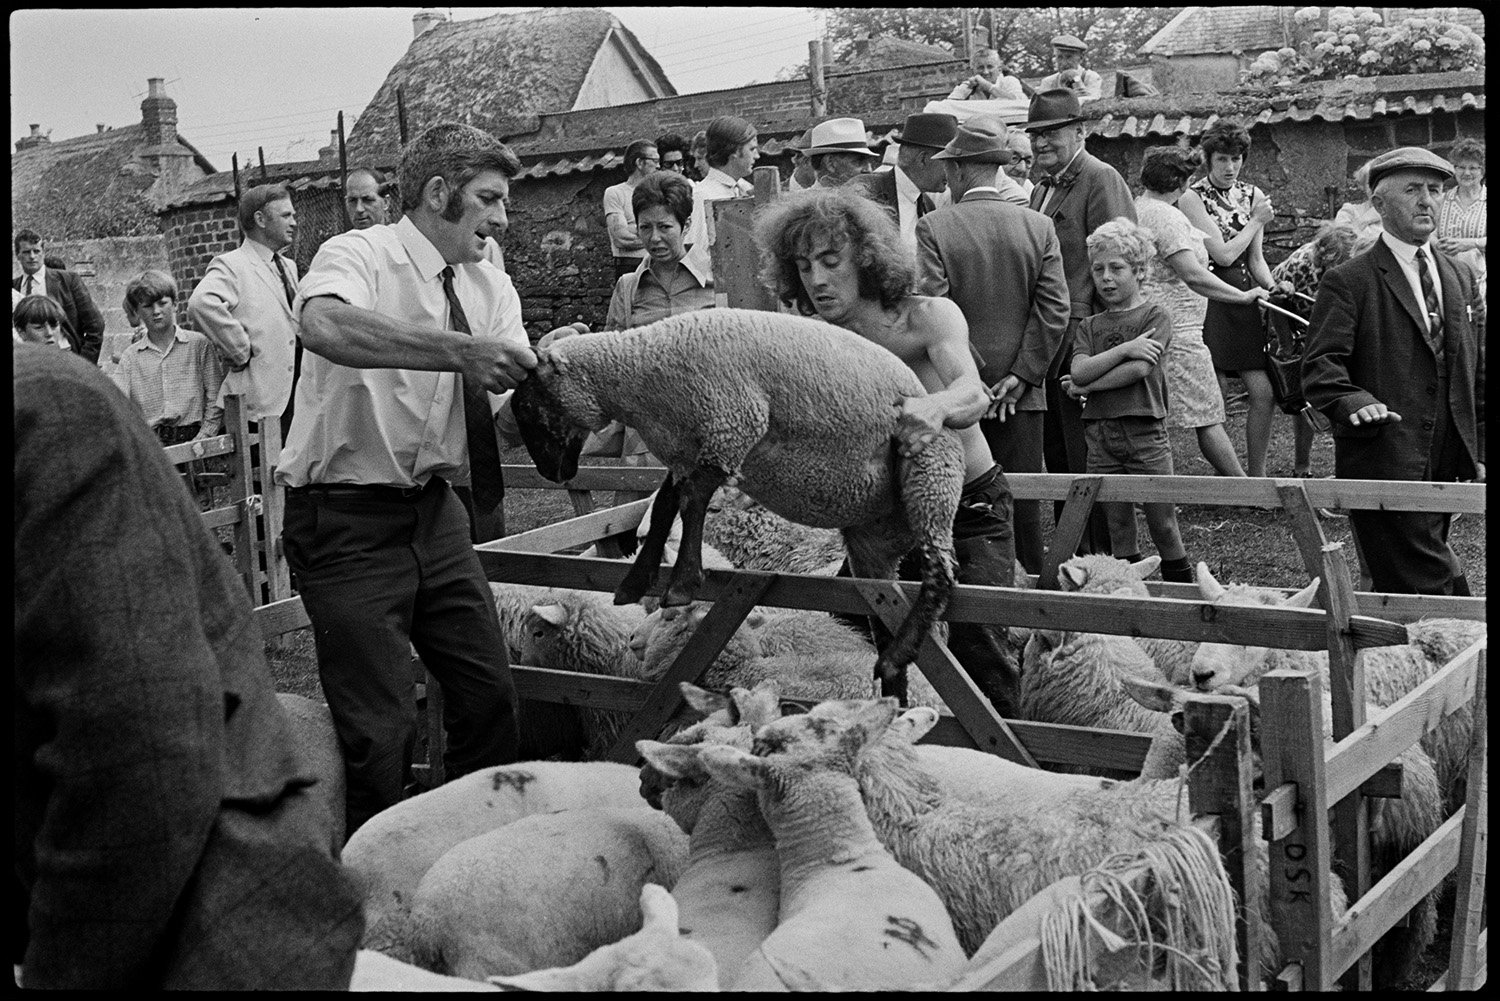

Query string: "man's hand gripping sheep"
[[511, 308, 966, 697]]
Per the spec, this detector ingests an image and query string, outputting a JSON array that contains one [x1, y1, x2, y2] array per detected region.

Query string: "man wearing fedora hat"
[[803, 117, 881, 189], [1036, 34, 1102, 101], [848, 113, 957, 254], [1302, 147, 1484, 595], [787, 128, 818, 192], [1024, 88, 1135, 557], [915, 116, 1071, 574]]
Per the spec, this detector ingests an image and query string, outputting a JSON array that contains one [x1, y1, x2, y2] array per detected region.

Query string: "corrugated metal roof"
[[1090, 87, 1485, 139]]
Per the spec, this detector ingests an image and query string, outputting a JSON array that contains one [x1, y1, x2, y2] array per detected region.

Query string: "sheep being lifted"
[[512, 309, 966, 691]]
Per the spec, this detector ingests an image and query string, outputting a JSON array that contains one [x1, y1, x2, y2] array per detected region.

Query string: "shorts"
[[1084, 416, 1173, 476]]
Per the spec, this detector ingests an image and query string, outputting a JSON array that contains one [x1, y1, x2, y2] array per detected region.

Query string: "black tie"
[[440, 266, 505, 513], [1414, 247, 1444, 342], [272, 254, 297, 310]]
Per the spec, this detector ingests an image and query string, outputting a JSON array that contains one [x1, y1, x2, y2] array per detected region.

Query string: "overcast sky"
[[9, 7, 825, 169]]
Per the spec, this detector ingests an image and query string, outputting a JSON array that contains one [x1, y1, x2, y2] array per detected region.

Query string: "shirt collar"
[[705, 166, 743, 191], [894, 166, 921, 202], [394, 215, 452, 283], [23, 266, 46, 289], [1381, 229, 1435, 264], [963, 186, 1000, 197], [1043, 146, 1087, 185], [635, 254, 710, 288], [134, 327, 189, 352], [241, 237, 280, 265]]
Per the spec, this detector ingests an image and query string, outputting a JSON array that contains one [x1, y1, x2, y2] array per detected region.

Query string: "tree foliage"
[[783, 7, 1185, 78]]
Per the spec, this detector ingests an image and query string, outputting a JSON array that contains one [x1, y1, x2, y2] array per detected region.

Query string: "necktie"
[[272, 254, 297, 311], [1414, 247, 1443, 341], [25, 275, 36, 297], [440, 266, 505, 512]]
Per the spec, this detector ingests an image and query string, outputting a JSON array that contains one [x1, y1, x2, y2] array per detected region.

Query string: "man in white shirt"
[[947, 47, 1027, 101], [1035, 34, 1103, 101], [277, 122, 543, 835], [682, 116, 757, 284], [1303, 146, 1483, 596], [849, 113, 957, 256], [602, 139, 659, 279]]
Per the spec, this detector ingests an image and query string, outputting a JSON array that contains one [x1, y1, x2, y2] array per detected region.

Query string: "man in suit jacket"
[[1024, 89, 1136, 556], [15, 345, 363, 988], [850, 112, 957, 257], [188, 184, 301, 441], [12, 228, 106, 364], [915, 116, 1071, 573], [1303, 147, 1484, 596]]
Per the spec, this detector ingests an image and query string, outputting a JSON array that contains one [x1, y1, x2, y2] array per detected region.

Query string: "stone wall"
[[505, 171, 620, 333]]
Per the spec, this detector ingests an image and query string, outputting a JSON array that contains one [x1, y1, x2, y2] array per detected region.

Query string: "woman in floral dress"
[[1436, 137, 1486, 296], [1135, 145, 1270, 476], [1180, 122, 1281, 477]]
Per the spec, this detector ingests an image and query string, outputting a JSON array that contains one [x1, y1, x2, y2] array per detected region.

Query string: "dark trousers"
[[1044, 371, 1112, 555], [979, 411, 1044, 574], [1345, 404, 1471, 596], [282, 478, 520, 835]]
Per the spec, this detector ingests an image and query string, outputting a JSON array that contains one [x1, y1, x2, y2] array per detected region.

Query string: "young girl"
[[12, 294, 73, 351]]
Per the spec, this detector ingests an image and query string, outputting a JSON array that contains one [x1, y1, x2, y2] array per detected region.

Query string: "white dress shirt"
[[1380, 230, 1444, 331], [683, 167, 752, 282], [18, 267, 47, 300], [277, 215, 528, 489]]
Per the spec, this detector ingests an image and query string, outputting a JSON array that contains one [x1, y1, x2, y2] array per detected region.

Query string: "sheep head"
[[1192, 576, 1321, 691], [511, 351, 589, 483]]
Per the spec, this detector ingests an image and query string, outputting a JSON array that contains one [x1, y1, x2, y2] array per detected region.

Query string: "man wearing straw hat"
[[803, 117, 881, 189], [1024, 88, 1135, 557], [914, 116, 1071, 574], [1302, 146, 1484, 596], [849, 112, 957, 254]]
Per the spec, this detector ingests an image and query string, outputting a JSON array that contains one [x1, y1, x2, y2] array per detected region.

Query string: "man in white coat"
[[189, 183, 301, 441]]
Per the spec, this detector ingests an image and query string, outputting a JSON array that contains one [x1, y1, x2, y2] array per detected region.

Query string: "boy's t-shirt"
[[1073, 301, 1174, 420]]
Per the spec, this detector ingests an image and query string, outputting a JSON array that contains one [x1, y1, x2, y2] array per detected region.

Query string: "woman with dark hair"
[[1179, 121, 1281, 477], [1437, 137, 1486, 290], [604, 171, 711, 330], [1135, 144, 1270, 476]]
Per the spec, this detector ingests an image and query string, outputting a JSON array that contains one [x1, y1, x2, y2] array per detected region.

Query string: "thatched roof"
[[348, 7, 674, 163], [11, 124, 216, 240]]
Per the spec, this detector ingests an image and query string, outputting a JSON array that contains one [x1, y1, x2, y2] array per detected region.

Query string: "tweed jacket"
[[914, 189, 1070, 410], [1028, 149, 1137, 322], [1302, 237, 1483, 481], [14, 347, 363, 988], [187, 241, 300, 419], [12, 267, 106, 364]]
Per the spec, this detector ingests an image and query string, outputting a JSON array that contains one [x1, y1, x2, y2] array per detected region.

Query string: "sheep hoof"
[[661, 581, 700, 608], [614, 573, 654, 605]]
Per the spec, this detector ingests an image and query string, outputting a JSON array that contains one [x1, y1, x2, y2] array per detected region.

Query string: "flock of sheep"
[[276, 308, 1482, 990], [301, 478, 1483, 991]]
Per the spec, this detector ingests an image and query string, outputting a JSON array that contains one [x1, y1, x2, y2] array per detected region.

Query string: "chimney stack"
[[413, 8, 447, 40], [141, 77, 178, 148], [97, 123, 107, 134], [15, 123, 50, 152], [317, 129, 340, 166]]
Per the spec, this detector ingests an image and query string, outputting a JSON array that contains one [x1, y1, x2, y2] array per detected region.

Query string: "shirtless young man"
[[754, 187, 1021, 715]]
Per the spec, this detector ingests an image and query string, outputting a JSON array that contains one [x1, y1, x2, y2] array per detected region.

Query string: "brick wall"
[[160, 203, 241, 303]]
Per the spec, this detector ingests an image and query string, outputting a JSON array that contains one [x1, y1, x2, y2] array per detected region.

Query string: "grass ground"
[[261, 398, 1481, 988]]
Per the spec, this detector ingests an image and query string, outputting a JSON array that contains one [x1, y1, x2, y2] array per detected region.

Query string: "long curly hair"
[[754, 187, 914, 315]]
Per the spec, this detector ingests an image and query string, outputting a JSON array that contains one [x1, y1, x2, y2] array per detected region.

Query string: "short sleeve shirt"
[[1073, 301, 1174, 419], [276, 215, 529, 489], [602, 181, 647, 260]]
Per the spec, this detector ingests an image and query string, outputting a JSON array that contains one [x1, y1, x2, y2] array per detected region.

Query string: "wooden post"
[[1445, 647, 1487, 991], [809, 39, 827, 117], [1184, 694, 1264, 991], [604, 573, 775, 762], [710, 167, 782, 312], [258, 146, 267, 182], [256, 415, 291, 606], [1259, 669, 1335, 991], [397, 85, 409, 147], [1317, 542, 1371, 991], [222, 395, 262, 602], [1038, 476, 1102, 589], [960, 8, 974, 60], [337, 110, 351, 231], [231, 152, 242, 206], [1274, 481, 1328, 585]]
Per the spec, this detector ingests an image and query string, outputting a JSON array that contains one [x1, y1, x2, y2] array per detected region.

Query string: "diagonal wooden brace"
[[604, 572, 774, 763], [850, 577, 1037, 768], [1039, 476, 1103, 590]]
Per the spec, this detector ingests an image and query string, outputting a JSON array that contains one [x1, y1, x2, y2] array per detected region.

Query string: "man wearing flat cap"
[[804, 117, 880, 190], [1036, 34, 1103, 102], [915, 116, 1071, 575], [849, 113, 957, 254], [1024, 88, 1134, 556], [1302, 147, 1485, 596]]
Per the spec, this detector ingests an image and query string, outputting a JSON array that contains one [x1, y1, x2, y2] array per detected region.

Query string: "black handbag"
[[1262, 294, 1331, 431]]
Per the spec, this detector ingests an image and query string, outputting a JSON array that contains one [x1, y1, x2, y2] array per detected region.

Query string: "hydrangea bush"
[[1242, 7, 1484, 86]]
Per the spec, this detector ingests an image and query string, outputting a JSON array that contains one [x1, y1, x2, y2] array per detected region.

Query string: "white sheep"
[[700, 701, 969, 990], [405, 806, 688, 980], [701, 484, 847, 575], [274, 692, 346, 851], [636, 681, 783, 988], [1123, 674, 1444, 987], [1055, 554, 1197, 684], [485, 884, 720, 992], [342, 761, 643, 960], [349, 950, 499, 992], [510, 308, 967, 698], [1019, 625, 1169, 734], [1188, 563, 1484, 813]]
